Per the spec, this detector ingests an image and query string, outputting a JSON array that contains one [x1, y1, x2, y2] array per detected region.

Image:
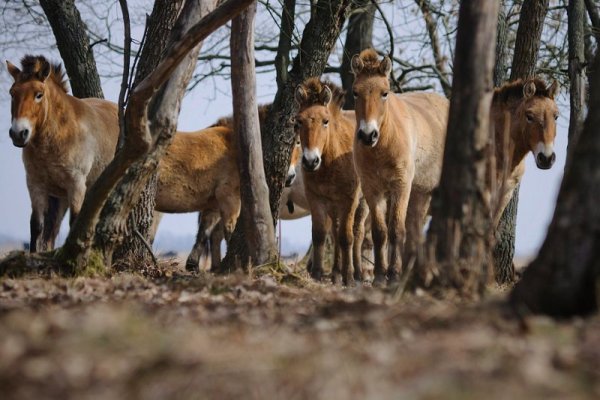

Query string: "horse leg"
[[27, 186, 48, 253], [309, 203, 330, 282], [216, 185, 241, 243], [148, 211, 163, 244], [42, 196, 68, 250], [367, 194, 388, 287], [67, 177, 86, 226], [186, 211, 219, 272], [352, 197, 369, 283], [209, 223, 224, 272], [337, 199, 358, 287], [330, 213, 342, 285], [388, 182, 412, 283], [404, 192, 430, 279]]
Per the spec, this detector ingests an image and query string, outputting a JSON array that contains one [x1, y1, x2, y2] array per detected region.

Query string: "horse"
[[183, 137, 305, 271], [294, 77, 368, 285], [351, 49, 449, 285], [490, 78, 559, 225], [6, 55, 119, 252]]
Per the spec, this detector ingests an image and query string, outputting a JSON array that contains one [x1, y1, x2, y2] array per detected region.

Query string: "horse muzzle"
[[285, 170, 297, 187], [9, 128, 30, 148], [535, 152, 556, 170], [357, 129, 379, 147], [302, 155, 321, 172]]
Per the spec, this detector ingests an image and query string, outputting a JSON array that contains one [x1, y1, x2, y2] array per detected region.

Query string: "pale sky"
[[0, 3, 570, 259]]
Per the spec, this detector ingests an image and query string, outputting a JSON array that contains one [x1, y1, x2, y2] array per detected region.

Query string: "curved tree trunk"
[[39, 0, 104, 99], [510, 50, 600, 318], [493, 0, 549, 284], [220, 0, 351, 272], [421, 0, 499, 295], [109, 0, 184, 267]]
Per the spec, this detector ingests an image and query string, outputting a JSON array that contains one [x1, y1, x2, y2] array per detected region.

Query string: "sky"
[[0, 2, 571, 259]]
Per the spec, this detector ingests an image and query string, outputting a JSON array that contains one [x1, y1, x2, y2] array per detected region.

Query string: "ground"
[[0, 256, 598, 399]]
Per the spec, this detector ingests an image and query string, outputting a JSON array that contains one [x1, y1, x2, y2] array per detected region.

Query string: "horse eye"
[[352, 91, 358, 98], [526, 114, 534, 123], [35, 92, 43, 101], [554, 114, 559, 121], [294, 121, 301, 130], [323, 119, 329, 126], [382, 91, 389, 99]]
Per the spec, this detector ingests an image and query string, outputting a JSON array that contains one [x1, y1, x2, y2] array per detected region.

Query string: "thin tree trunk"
[[422, 0, 499, 295], [340, 0, 375, 108], [566, 0, 586, 163], [510, 50, 600, 318], [58, 0, 254, 273], [220, 0, 351, 272], [493, 2, 509, 87], [494, 0, 549, 284], [229, 1, 276, 267], [39, 0, 104, 99], [274, 0, 296, 90], [109, 0, 184, 267]]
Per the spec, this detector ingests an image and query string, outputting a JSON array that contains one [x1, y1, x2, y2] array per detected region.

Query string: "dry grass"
[[0, 257, 598, 399]]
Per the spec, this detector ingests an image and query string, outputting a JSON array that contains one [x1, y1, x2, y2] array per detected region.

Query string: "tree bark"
[[493, 0, 549, 284], [39, 0, 104, 99], [493, 1, 509, 87], [219, 0, 351, 272], [58, 0, 254, 273], [109, 0, 184, 267], [340, 0, 375, 108], [228, 1, 276, 267], [510, 50, 600, 318], [274, 0, 296, 91], [585, 0, 600, 42], [566, 0, 587, 164], [422, 0, 499, 295]]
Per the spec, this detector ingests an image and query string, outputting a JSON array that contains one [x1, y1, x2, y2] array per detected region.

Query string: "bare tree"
[[229, 1, 276, 267], [566, 0, 586, 160], [510, 49, 600, 317], [422, 0, 500, 294]]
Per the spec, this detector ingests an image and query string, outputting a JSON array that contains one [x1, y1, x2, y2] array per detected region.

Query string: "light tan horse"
[[184, 138, 305, 271], [6, 55, 119, 252], [490, 78, 559, 225], [294, 78, 368, 285], [351, 49, 449, 285]]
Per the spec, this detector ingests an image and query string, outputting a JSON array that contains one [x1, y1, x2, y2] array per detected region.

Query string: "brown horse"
[[184, 138, 304, 271], [351, 49, 449, 285], [6, 55, 119, 252], [490, 78, 559, 224], [294, 78, 367, 285]]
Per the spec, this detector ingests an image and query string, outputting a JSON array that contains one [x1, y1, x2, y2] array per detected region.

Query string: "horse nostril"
[[549, 153, 556, 164], [537, 153, 545, 164], [371, 130, 379, 141], [20, 129, 29, 139]]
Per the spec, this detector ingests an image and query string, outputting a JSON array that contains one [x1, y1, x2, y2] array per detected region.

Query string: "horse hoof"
[[344, 276, 357, 287], [372, 274, 386, 288], [331, 272, 343, 286], [387, 269, 401, 283], [185, 260, 199, 273], [310, 268, 323, 282]]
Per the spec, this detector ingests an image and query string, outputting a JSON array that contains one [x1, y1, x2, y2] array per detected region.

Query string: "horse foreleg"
[[330, 213, 342, 285], [309, 203, 330, 282], [352, 197, 369, 283], [337, 200, 358, 287], [367, 195, 388, 287], [388, 183, 412, 283], [186, 211, 220, 272], [42, 196, 68, 250], [68, 177, 86, 226], [404, 192, 430, 279], [27, 187, 48, 253], [209, 223, 224, 272]]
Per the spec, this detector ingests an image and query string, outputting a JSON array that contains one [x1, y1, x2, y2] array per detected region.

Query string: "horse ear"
[[523, 80, 536, 98], [321, 85, 332, 106], [295, 85, 307, 106], [6, 61, 20, 81], [351, 54, 364, 75], [38, 59, 51, 82], [379, 56, 392, 77], [547, 80, 559, 99]]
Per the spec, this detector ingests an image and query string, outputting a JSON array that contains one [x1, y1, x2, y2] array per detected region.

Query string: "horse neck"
[[493, 101, 529, 174], [322, 110, 351, 159], [378, 97, 397, 146]]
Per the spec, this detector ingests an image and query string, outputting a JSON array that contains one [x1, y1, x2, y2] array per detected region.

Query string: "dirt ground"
[[0, 255, 598, 400]]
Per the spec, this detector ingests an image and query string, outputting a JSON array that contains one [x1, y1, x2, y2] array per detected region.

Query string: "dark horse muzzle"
[[357, 129, 379, 147], [285, 170, 297, 187], [9, 127, 30, 148], [535, 152, 556, 170]]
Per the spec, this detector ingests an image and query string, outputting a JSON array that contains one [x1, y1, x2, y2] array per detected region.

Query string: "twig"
[[371, 0, 401, 92], [117, 0, 131, 151]]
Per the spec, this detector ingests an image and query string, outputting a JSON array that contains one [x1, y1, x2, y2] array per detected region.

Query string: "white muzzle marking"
[[11, 118, 33, 135], [534, 141, 554, 159], [359, 119, 379, 134]]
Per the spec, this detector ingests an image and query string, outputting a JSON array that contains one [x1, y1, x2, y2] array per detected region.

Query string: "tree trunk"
[[493, 1, 509, 87], [340, 0, 375, 108], [228, 1, 276, 267], [109, 0, 184, 267], [58, 0, 254, 273], [566, 0, 586, 164], [422, 0, 499, 295], [274, 0, 296, 90], [510, 50, 600, 318], [39, 0, 104, 99], [219, 0, 351, 272], [493, 0, 549, 284], [96, 0, 220, 268]]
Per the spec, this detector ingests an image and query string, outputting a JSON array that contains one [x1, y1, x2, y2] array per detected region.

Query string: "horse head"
[[351, 48, 392, 147]]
